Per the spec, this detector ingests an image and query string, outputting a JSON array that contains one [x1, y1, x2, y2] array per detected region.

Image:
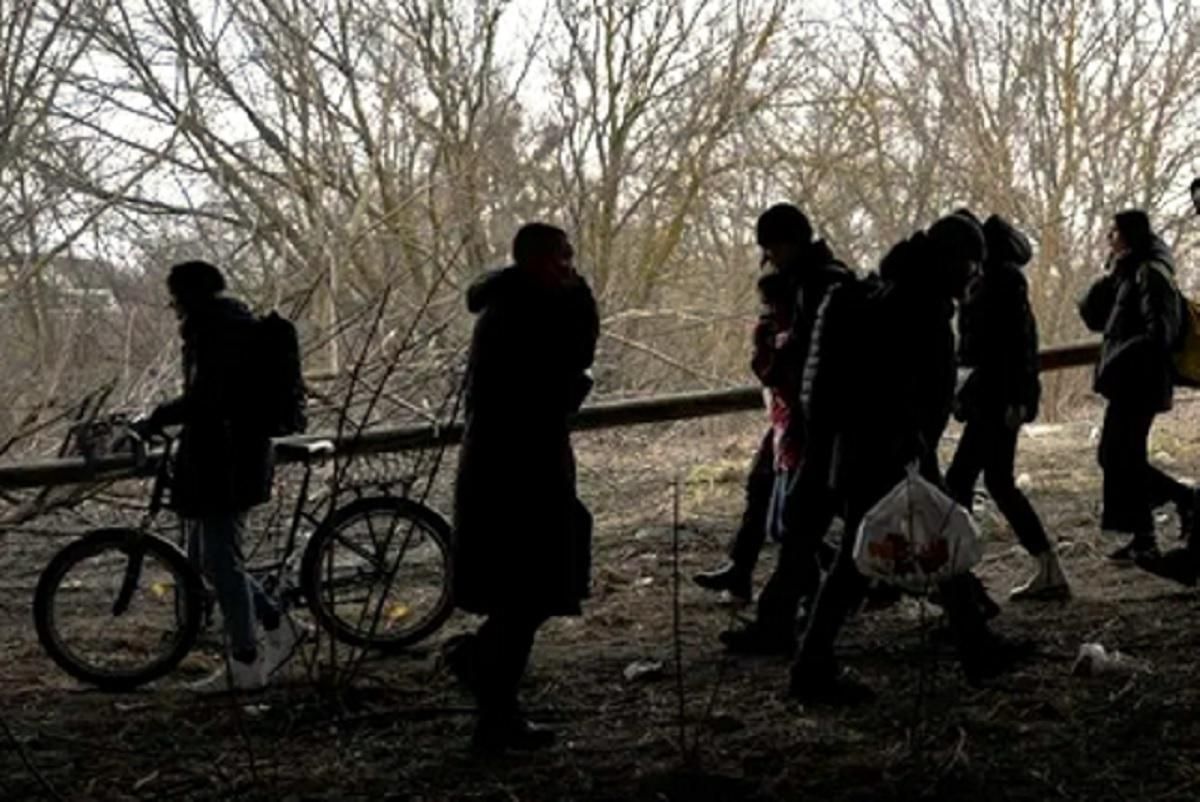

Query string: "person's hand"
[[1004, 405, 1027, 430], [129, 409, 162, 439]]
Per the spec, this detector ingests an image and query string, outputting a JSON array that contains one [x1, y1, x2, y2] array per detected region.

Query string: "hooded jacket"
[[453, 265, 599, 616], [1079, 234, 1181, 412], [751, 240, 855, 474], [803, 232, 956, 502], [955, 215, 1041, 421], [151, 295, 273, 516]]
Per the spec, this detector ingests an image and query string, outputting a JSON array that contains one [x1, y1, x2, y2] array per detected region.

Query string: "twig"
[[671, 478, 688, 763], [0, 715, 65, 801]]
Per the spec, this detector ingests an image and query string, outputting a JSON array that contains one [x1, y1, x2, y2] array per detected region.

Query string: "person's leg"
[[789, 505, 873, 701], [197, 512, 264, 662], [1099, 403, 1157, 557], [938, 573, 1030, 683], [722, 478, 835, 655], [730, 430, 776, 570], [696, 429, 773, 598], [756, 479, 833, 627], [472, 609, 553, 750], [981, 419, 1051, 557], [945, 419, 986, 510]]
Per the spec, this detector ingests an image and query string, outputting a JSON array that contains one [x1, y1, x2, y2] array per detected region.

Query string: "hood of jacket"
[[1115, 234, 1176, 277], [983, 214, 1032, 271], [467, 266, 528, 314], [180, 295, 255, 341]]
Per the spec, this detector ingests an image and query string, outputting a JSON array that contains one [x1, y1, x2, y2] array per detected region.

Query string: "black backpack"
[[249, 311, 307, 436]]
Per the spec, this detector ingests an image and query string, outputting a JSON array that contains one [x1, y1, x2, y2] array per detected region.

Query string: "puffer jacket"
[[955, 215, 1041, 421], [804, 232, 955, 500], [1079, 235, 1181, 413]]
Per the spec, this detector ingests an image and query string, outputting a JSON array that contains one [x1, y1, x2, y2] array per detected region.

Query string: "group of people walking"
[[447, 197, 1200, 751], [139, 182, 1200, 755]]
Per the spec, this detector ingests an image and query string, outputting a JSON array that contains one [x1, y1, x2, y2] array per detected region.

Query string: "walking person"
[[1078, 210, 1197, 564], [946, 214, 1069, 601], [447, 223, 599, 753], [140, 260, 301, 692], [790, 216, 1025, 702], [718, 204, 854, 655]]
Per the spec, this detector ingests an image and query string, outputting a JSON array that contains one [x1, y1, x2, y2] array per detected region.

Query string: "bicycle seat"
[[275, 439, 336, 462]]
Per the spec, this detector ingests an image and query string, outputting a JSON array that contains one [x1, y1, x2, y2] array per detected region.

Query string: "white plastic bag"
[[852, 464, 982, 593]]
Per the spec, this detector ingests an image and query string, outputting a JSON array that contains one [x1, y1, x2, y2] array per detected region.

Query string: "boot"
[[693, 561, 753, 601], [472, 714, 557, 754], [1010, 549, 1071, 601], [1135, 546, 1199, 587], [718, 619, 795, 656]]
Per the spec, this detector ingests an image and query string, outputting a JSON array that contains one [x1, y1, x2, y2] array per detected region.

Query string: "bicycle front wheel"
[[33, 528, 204, 690], [301, 496, 453, 652]]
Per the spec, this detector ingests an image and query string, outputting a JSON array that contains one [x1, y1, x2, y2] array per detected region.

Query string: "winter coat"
[[452, 266, 599, 617], [803, 233, 956, 503], [751, 241, 855, 476], [151, 296, 274, 517], [1078, 235, 1181, 413], [955, 215, 1041, 422]]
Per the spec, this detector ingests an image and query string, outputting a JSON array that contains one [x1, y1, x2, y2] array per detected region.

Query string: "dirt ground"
[[5, 399, 1200, 802]]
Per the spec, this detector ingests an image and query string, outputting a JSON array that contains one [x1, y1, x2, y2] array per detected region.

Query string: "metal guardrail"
[[0, 340, 1102, 490]]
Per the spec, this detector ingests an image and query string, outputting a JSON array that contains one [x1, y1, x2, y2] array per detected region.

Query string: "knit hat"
[[756, 203, 813, 247]]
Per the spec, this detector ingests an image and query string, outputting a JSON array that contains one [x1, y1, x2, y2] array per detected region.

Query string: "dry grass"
[[5, 400, 1200, 801]]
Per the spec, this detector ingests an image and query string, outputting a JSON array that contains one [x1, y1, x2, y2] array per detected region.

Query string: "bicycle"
[[33, 421, 454, 691]]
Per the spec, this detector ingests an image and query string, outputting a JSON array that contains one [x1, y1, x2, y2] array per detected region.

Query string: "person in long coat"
[[450, 223, 599, 752]]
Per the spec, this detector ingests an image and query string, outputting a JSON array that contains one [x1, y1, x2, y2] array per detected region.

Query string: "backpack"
[[1144, 261, 1200, 387], [249, 311, 307, 435]]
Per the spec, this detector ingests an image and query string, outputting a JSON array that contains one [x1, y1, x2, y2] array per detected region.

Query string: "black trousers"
[[793, 486, 990, 677], [755, 475, 836, 632], [1098, 402, 1191, 535], [946, 415, 1050, 556], [727, 429, 775, 574], [474, 610, 550, 719]]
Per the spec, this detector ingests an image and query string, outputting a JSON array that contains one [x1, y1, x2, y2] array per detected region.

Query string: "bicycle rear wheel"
[[300, 496, 453, 652], [33, 528, 204, 690]]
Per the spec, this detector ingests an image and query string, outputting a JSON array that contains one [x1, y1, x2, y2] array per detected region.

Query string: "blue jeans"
[[187, 513, 278, 658]]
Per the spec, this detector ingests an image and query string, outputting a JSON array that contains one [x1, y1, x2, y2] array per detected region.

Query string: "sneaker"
[[693, 562, 752, 601], [719, 621, 795, 656], [1135, 547, 1200, 587], [1010, 551, 1071, 602], [472, 715, 557, 754], [262, 617, 310, 677], [190, 655, 267, 694]]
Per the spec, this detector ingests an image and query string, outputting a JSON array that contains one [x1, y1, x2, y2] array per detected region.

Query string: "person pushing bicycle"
[[136, 260, 302, 692]]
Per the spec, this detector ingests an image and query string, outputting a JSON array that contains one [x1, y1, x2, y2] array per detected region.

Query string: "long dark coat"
[[152, 296, 273, 517], [955, 215, 1041, 422], [1079, 236, 1181, 413], [453, 267, 599, 617]]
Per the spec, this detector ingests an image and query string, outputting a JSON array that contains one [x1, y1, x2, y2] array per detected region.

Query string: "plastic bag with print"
[[852, 464, 982, 593]]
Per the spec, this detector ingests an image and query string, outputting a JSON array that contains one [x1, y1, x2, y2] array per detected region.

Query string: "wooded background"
[[3, 0, 1199, 456]]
